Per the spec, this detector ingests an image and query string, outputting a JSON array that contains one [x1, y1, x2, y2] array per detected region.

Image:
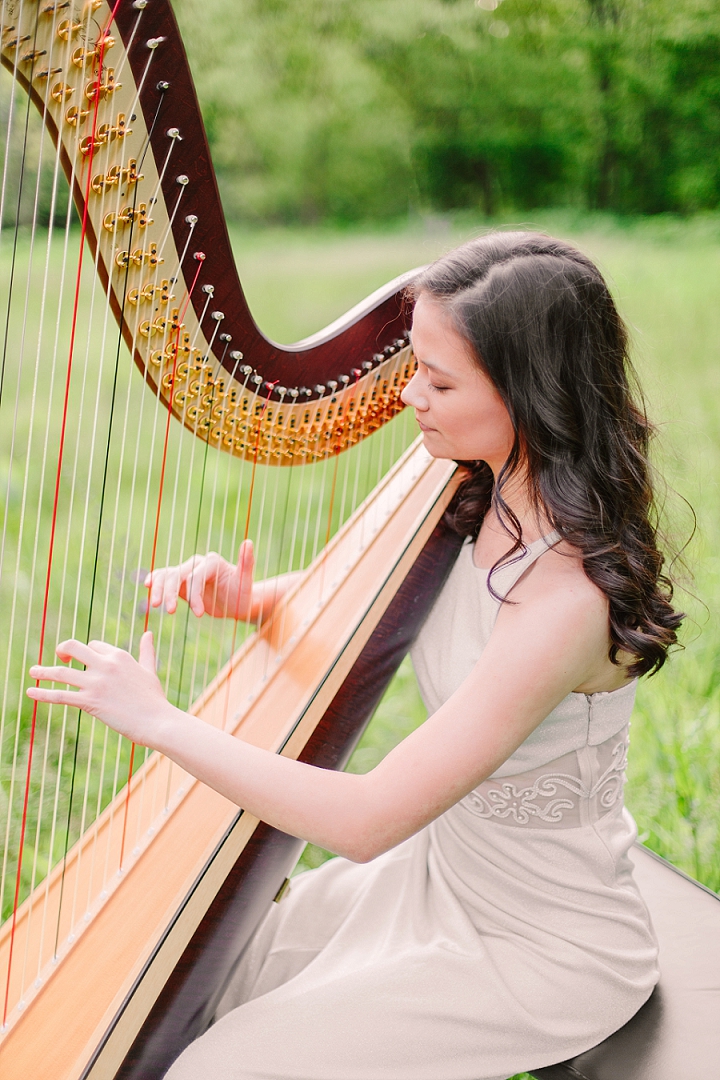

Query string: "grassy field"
[[0, 211, 716, 1078], [226, 212, 720, 895], [232, 212, 719, 1080]]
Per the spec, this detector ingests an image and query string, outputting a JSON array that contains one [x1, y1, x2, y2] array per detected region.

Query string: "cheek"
[[458, 390, 514, 452]]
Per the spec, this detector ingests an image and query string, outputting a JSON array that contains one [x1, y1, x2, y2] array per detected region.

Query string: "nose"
[[401, 368, 428, 410]]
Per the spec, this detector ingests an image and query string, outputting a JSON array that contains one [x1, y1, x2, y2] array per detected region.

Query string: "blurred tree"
[[172, 0, 415, 223], [152, 0, 720, 221]]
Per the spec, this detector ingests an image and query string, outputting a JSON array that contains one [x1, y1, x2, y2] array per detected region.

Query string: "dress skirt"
[[164, 796, 658, 1080]]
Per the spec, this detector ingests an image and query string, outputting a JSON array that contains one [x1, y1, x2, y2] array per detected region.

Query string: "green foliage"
[[172, 0, 720, 223]]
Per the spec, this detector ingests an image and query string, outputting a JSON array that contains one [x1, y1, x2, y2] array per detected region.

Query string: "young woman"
[[28, 232, 682, 1080]]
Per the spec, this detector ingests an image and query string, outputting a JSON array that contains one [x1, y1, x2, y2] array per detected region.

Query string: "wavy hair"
[[412, 231, 683, 677]]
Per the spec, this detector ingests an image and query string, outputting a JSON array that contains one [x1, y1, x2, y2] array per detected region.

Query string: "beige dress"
[[166, 534, 659, 1080]]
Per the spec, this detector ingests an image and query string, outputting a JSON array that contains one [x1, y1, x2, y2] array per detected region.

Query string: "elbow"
[[334, 819, 397, 865], [338, 842, 381, 865], [341, 839, 381, 864], [328, 773, 403, 864]]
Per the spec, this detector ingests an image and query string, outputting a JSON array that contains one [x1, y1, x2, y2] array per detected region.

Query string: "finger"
[[185, 560, 208, 617], [236, 539, 254, 614], [158, 565, 181, 617], [147, 567, 170, 608], [26, 687, 83, 706], [237, 538, 254, 575], [174, 555, 205, 611], [138, 630, 156, 673], [55, 638, 96, 665], [28, 663, 86, 687], [87, 639, 115, 655]]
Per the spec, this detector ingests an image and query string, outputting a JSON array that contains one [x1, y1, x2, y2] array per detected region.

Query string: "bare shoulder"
[[508, 540, 607, 617], [496, 540, 635, 693]]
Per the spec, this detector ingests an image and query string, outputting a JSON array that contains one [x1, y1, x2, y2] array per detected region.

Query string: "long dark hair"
[[412, 231, 683, 677]]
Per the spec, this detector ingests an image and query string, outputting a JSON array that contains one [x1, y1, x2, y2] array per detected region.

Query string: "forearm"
[[247, 570, 304, 624], [154, 704, 380, 862]]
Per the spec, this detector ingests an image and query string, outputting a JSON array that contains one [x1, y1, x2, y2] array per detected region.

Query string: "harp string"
[[0, 2, 36, 411], [47, 0, 153, 955], [17, 94, 72, 997], [118, 248, 206, 870], [165, 336, 234, 806], [148, 305, 229, 812], [3, 0, 126, 1022], [10, 86, 83, 1002], [54, 45, 166, 955], [0, 0, 152, 989], [0, 0, 419, 1030]]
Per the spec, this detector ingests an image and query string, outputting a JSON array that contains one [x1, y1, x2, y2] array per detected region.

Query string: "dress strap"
[[487, 529, 561, 600]]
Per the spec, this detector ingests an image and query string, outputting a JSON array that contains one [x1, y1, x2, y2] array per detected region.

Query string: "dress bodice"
[[411, 535, 637, 781]]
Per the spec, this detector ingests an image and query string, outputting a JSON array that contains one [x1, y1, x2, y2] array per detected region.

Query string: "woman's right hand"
[[145, 539, 255, 619]]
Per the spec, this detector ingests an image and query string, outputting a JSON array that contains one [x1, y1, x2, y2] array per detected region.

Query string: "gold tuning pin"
[[150, 307, 184, 335], [126, 279, 174, 305], [92, 158, 143, 194], [81, 115, 131, 156], [115, 242, 163, 270], [79, 133, 101, 155], [103, 203, 153, 233], [66, 104, 90, 126], [56, 19, 83, 41], [72, 36, 115, 69], [96, 113, 131, 144], [52, 81, 75, 102], [85, 69, 120, 101], [159, 279, 175, 305]]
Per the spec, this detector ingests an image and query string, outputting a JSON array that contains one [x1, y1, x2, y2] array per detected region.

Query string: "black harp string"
[[53, 72, 168, 957], [171, 312, 228, 713], [157, 276, 216, 714], [164, 330, 235, 809]]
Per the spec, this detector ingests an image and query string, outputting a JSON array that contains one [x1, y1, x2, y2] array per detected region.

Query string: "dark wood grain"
[[112, 1, 414, 397]]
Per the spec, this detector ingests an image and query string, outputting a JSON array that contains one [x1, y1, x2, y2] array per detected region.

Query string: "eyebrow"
[[415, 356, 456, 380], [409, 331, 458, 380]]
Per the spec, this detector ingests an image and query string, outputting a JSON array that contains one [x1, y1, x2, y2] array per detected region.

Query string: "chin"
[[421, 433, 452, 459]]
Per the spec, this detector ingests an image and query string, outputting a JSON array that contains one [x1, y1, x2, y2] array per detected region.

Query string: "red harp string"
[[2, 0, 125, 1026]]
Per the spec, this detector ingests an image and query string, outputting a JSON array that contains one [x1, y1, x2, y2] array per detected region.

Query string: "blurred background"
[[0, 9, 717, 1074], [172, 0, 720, 899], [172, 0, 720, 226], [1, 0, 717, 942]]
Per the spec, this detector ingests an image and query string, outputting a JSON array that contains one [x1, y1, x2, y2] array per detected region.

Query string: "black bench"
[[531, 844, 720, 1080]]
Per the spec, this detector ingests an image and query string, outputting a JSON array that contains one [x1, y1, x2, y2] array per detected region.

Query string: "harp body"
[[0, 1, 461, 1075]]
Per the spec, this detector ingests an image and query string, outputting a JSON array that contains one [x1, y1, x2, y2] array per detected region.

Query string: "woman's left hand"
[[27, 632, 171, 747]]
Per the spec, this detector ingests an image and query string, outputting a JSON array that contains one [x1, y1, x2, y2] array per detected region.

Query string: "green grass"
[[252, 211, 720, 895]]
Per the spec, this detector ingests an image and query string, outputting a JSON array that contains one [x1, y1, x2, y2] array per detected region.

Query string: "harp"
[[0, 1, 463, 1076]]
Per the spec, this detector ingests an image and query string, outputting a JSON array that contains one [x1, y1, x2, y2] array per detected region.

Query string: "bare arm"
[[28, 571, 611, 864]]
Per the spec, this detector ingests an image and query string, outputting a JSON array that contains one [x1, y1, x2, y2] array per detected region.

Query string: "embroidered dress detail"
[[461, 725, 629, 828]]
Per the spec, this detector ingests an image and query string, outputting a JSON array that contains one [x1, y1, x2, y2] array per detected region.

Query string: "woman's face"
[[401, 293, 515, 474]]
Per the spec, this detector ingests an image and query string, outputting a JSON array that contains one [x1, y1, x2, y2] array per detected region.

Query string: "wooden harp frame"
[[0, 2, 464, 1076]]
